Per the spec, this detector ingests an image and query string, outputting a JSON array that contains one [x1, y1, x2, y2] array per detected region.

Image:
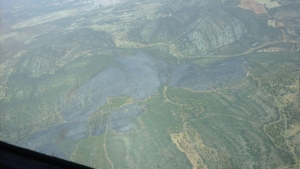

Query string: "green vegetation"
[[0, 50, 115, 144], [1, 43, 299, 169], [105, 92, 192, 169], [101, 97, 132, 112], [1, 0, 300, 168], [72, 135, 112, 169], [191, 57, 230, 66]]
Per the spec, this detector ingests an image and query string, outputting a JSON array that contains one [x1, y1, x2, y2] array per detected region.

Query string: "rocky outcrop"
[[181, 12, 245, 55], [128, 0, 245, 56]]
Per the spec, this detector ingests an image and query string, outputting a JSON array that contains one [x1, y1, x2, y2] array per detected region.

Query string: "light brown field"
[[257, 47, 286, 52], [12, 9, 78, 29], [170, 132, 208, 169], [255, 0, 280, 9], [239, 0, 266, 14]]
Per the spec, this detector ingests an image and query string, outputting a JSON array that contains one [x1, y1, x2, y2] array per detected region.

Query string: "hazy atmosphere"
[[1, 0, 300, 168]]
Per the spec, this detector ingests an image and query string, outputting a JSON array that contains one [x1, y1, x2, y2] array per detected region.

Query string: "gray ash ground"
[[60, 53, 161, 123], [20, 121, 88, 159], [109, 104, 146, 133], [20, 53, 247, 157], [169, 58, 247, 91]]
